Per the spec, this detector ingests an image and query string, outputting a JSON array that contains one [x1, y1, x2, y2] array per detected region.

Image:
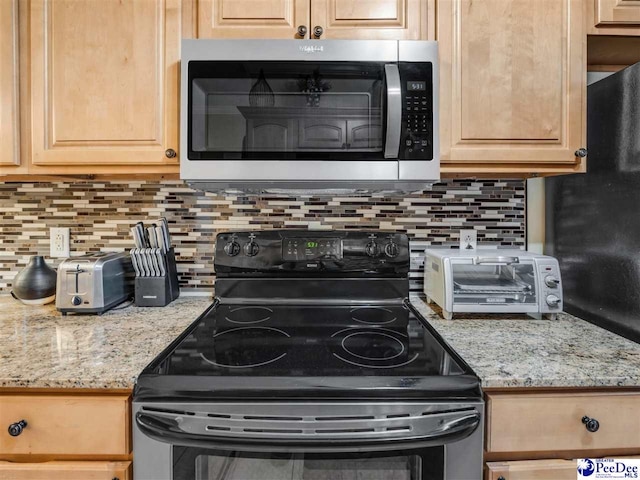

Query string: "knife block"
[[135, 248, 180, 307]]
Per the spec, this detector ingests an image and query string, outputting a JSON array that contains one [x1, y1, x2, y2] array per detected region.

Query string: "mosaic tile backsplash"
[[0, 180, 525, 294]]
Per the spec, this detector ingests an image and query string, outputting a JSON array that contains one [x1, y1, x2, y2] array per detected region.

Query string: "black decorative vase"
[[249, 69, 275, 107], [11, 256, 57, 305]]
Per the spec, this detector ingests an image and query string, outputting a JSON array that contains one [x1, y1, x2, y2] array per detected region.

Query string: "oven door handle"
[[384, 64, 402, 159], [135, 410, 480, 453]]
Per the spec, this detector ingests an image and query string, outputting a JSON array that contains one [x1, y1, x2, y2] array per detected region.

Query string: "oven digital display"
[[407, 81, 426, 91], [283, 238, 342, 261]]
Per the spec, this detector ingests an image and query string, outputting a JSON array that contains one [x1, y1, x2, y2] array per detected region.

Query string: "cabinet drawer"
[[0, 395, 130, 456], [486, 459, 576, 480], [0, 461, 131, 480], [487, 392, 640, 454]]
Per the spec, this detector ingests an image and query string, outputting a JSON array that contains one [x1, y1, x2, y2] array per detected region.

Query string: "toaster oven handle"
[[384, 64, 402, 159], [473, 256, 520, 265]]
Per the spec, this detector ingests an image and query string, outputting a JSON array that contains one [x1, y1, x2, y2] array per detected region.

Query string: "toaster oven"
[[423, 249, 562, 320]]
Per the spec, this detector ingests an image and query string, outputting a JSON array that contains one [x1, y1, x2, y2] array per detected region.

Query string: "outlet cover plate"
[[50, 227, 70, 258], [460, 229, 477, 251]]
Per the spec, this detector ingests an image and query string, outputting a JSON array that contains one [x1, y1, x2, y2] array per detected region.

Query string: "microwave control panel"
[[399, 62, 433, 161]]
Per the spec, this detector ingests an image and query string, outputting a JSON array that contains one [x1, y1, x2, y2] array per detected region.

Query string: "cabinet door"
[[311, 0, 432, 39], [246, 118, 295, 151], [438, 0, 586, 173], [297, 118, 347, 149], [0, 461, 131, 480], [199, 0, 311, 39], [29, 0, 180, 170], [486, 460, 577, 480], [596, 0, 640, 25], [0, 0, 19, 169]]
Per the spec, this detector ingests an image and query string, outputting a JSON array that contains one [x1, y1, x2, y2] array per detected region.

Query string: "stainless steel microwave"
[[180, 40, 439, 194]]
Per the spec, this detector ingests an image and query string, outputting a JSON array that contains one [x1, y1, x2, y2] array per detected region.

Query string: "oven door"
[[180, 39, 439, 183], [133, 401, 483, 480], [173, 446, 440, 480]]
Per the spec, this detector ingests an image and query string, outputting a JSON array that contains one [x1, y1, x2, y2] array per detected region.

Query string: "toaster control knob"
[[365, 241, 379, 257], [545, 275, 560, 288], [224, 241, 240, 257], [71, 296, 82, 306], [384, 242, 400, 258], [546, 294, 561, 307], [244, 241, 259, 257]]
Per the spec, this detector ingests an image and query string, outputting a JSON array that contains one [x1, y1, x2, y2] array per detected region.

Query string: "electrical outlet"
[[459, 229, 477, 250], [50, 227, 70, 258]]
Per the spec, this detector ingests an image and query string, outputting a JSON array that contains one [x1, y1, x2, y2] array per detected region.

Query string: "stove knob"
[[223, 241, 240, 257], [365, 241, 379, 257], [71, 296, 82, 306], [544, 275, 560, 288], [384, 242, 400, 258], [243, 241, 259, 257], [546, 294, 561, 307]]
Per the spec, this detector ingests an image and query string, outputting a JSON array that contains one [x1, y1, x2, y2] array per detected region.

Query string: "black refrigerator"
[[546, 61, 640, 343]]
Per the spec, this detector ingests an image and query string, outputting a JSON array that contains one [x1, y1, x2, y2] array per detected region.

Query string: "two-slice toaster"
[[56, 252, 134, 315]]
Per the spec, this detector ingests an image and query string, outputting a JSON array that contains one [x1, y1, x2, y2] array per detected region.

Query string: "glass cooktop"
[[136, 302, 481, 401]]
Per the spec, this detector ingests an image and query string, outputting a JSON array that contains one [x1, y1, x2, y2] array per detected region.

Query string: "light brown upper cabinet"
[[198, 0, 311, 38], [28, 0, 181, 174], [438, 0, 587, 175], [0, 0, 20, 170], [197, 0, 432, 40], [596, 0, 640, 25], [311, 0, 431, 39]]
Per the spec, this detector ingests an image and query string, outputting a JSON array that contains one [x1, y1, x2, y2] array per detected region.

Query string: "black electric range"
[[133, 230, 483, 480]]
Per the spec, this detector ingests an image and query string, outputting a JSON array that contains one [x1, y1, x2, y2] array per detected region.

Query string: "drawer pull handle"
[[8, 419, 27, 437], [582, 415, 600, 433]]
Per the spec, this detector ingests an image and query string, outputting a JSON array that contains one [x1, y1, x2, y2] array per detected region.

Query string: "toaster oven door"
[[450, 258, 537, 307]]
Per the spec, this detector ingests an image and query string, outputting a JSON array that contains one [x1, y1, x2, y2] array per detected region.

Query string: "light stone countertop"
[[0, 295, 213, 390], [2, 294, 640, 391], [411, 296, 640, 389]]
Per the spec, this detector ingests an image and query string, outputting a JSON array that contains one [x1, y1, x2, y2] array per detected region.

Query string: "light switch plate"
[[460, 229, 477, 250], [50, 227, 70, 258]]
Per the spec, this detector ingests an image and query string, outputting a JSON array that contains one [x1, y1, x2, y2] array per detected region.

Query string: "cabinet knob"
[[8, 419, 27, 437], [313, 25, 324, 38], [575, 148, 588, 158], [297, 25, 308, 38], [582, 415, 600, 433], [165, 148, 177, 158]]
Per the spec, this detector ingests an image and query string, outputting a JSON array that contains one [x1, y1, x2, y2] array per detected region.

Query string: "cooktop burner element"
[[350, 306, 398, 325], [224, 306, 273, 325], [201, 326, 290, 369], [340, 330, 405, 360]]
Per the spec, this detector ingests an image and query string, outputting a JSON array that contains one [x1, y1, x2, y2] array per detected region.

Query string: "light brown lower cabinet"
[[486, 459, 576, 480], [0, 461, 131, 480]]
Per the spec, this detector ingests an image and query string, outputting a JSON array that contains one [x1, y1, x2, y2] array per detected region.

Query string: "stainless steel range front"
[[180, 40, 439, 194], [133, 231, 483, 479]]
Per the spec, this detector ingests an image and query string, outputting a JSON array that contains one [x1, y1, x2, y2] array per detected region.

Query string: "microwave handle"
[[384, 64, 402, 159], [473, 256, 520, 265]]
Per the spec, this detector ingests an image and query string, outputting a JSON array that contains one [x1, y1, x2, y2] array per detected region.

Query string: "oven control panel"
[[214, 231, 409, 274], [283, 238, 342, 261]]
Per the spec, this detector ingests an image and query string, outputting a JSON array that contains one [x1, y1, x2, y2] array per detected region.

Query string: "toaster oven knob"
[[71, 296, 82, 306], [243, 241, 259, 257], [365, 241, 379, 257], [384, 242, 399, 258], [224, 241, 241, 257], [546, 294, 561, 307], [544, 275, 560, 288]]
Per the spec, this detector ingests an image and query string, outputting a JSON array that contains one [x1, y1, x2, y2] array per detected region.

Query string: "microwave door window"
[[188, 62, 386, 160]]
